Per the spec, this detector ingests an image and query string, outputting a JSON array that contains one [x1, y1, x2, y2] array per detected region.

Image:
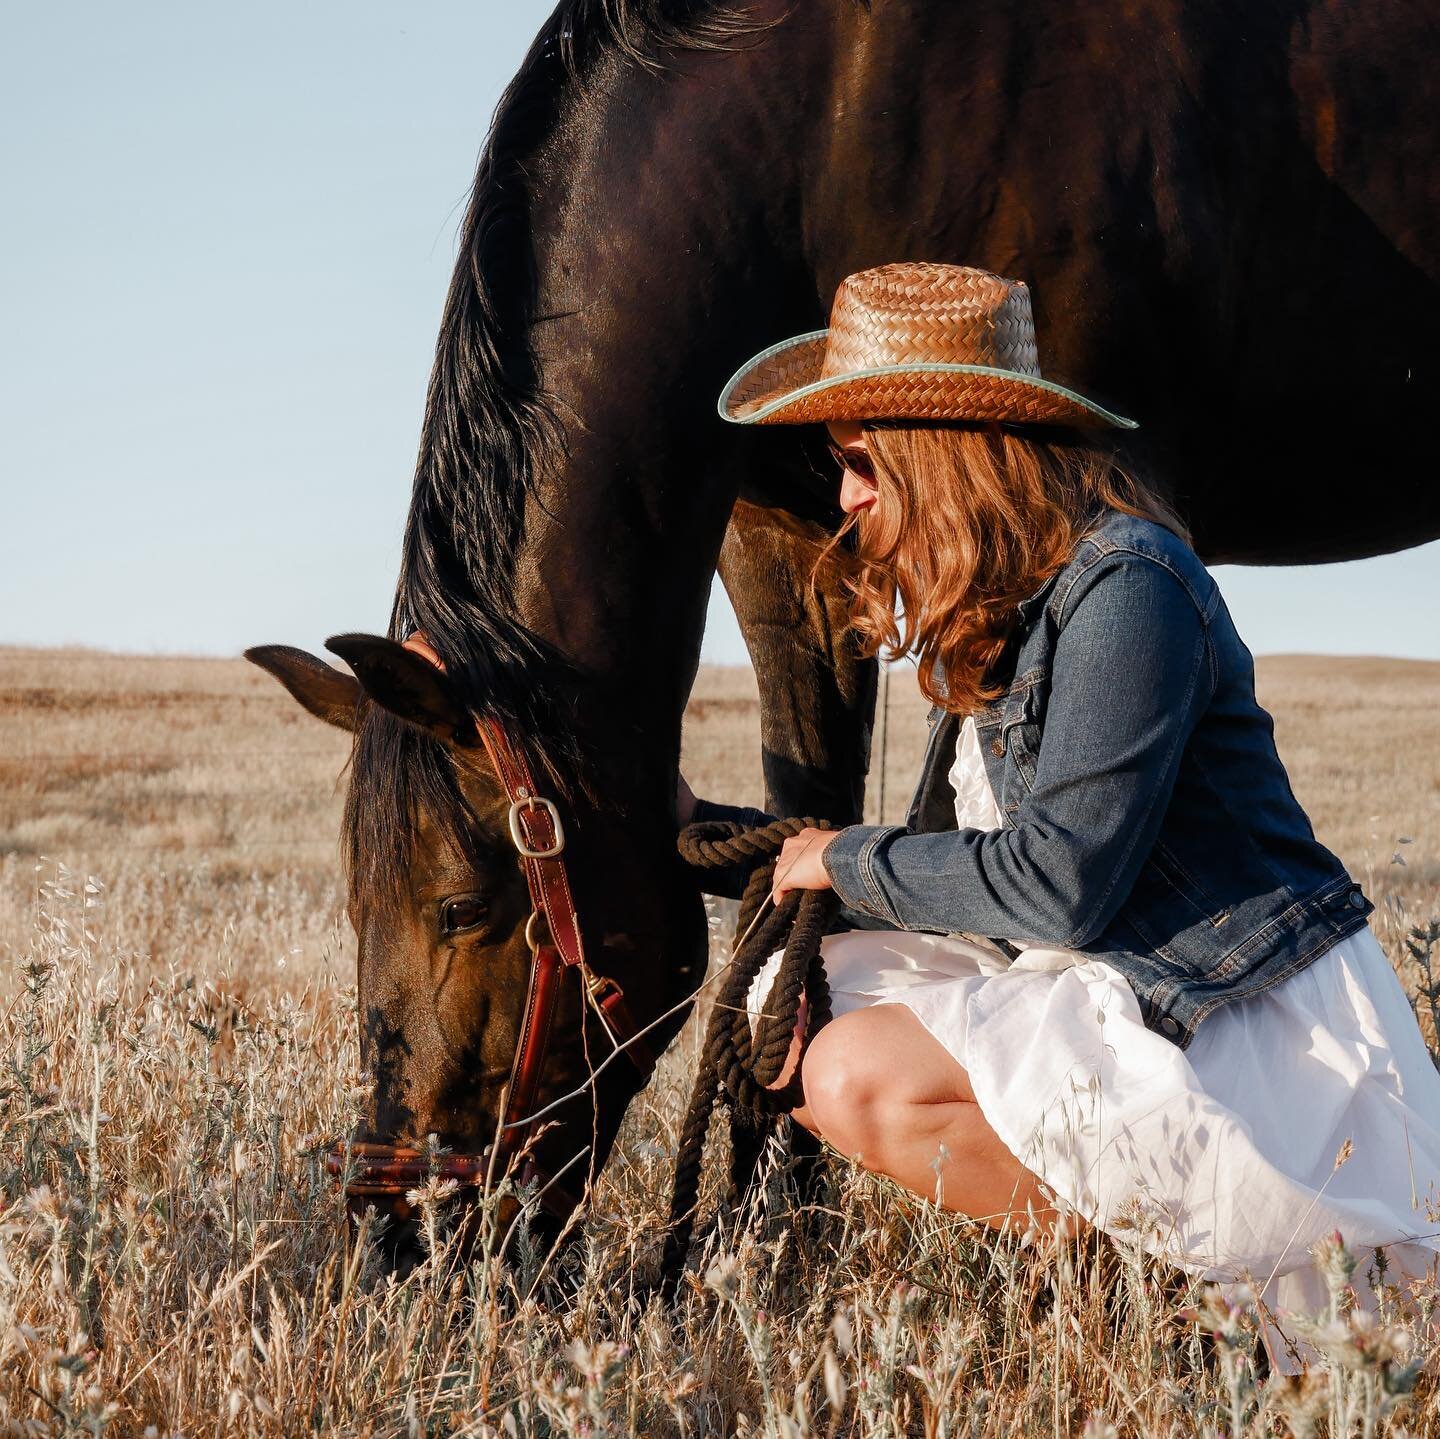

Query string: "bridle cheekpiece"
[[324, 635, 656, 1227]]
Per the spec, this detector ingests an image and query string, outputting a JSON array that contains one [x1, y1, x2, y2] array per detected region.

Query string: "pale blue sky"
[[4, 2, 1436, 665]]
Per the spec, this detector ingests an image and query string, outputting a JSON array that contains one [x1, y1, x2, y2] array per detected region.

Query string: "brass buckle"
[[584, 967, 620, 1002], [507, 795, 565, 858], [580, 964, 624, 1046]]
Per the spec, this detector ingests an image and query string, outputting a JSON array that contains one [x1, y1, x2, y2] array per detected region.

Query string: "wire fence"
[[2, 743, 346, 855], [1, 753, 343, 764], [3, 657, 923, 837], [0, 652, 291, 666], [0, 751, 344, 763], [1, 746, 344, 840], [3, 839, 338, 853]]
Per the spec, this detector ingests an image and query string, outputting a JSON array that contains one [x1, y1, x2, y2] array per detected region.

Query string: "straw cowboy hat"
[[718, 261, 1137, 430]]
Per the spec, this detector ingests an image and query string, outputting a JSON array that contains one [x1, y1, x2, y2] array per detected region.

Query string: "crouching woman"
[[681, 262, 1440, 1364]]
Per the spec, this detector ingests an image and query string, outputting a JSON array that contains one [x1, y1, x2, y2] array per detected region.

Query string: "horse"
[[246, 0, 1439, 1258]]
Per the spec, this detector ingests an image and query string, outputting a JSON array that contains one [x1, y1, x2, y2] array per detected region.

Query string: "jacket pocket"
[[1117, 841, 1232, 962], [1143, 841, 1231, 930], [997, 677, 1048, 786]]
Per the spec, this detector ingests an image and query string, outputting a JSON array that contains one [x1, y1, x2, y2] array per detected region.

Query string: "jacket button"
[[1349, 890, 1366, 910], [1160, 1016, 1180, 1035], [991, 738, 1004, 756]]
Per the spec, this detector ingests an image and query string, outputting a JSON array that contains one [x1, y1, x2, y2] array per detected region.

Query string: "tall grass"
[[0, 859, 1434, 1436], [2, 650, 1439, 1433]]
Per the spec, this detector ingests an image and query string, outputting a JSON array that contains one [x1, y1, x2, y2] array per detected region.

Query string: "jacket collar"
[[1015, 569, 1062, 625], [1014, 504, 1113, 625]]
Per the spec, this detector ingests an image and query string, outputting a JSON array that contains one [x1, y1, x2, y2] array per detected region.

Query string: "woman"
[[680, 262, 1440, 1364]]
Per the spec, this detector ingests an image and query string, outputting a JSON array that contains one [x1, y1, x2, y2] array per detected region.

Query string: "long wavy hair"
[[823, 420, 1192, 716]]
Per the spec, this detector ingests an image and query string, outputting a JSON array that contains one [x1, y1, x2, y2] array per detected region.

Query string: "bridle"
[[325, 644, 658, 1227]]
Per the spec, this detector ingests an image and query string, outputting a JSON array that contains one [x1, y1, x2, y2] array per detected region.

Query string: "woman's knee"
[[800, 1008, 875, 1140], [800, 1009, 907, 1152], [799, 1005, 978, 1152]]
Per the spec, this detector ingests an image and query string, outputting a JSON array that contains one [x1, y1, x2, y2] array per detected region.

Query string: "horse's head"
[[247, 634, 691, 1252]]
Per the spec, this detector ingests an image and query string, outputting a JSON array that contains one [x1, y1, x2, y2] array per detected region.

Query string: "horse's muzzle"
[[324, 1141, 492, 1220], [324, 1139, 582, 1228]]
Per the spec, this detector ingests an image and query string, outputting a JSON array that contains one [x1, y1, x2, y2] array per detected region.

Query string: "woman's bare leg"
[[773, 1003, 1075, 1233]]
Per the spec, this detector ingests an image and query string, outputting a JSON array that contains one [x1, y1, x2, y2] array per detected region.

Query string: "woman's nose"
[[839, 471, 878, 515]]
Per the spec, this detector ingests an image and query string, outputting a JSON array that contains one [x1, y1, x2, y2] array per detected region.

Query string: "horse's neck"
[[509, 35, 833, 743]]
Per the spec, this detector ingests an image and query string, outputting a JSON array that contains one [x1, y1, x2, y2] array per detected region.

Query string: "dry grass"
[[2, 646, 1439, 1434]]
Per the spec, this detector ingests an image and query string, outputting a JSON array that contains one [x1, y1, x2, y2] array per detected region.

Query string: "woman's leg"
[[784, 1004, 1068, 1232]]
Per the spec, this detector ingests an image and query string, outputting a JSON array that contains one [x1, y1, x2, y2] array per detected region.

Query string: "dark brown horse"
[[247, 0, 1439, 1248]]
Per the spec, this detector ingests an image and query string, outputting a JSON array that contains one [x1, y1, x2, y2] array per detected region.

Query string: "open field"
[[2, 647, 1439, 1434]]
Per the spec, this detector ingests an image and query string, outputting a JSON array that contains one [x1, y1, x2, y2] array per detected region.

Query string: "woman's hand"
[[676, 771, 699, 829], [771, 827, 839, 906]]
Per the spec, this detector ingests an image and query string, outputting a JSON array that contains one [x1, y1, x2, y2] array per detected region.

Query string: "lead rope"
[[875, 661, 891, 825], [661, 816, 844, 1296]]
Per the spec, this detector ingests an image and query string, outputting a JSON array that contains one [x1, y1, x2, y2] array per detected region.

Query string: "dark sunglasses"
[[826, 438, 877, 485]]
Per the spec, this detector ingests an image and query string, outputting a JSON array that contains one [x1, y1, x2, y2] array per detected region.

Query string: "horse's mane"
[[346, 1, 761, 899]]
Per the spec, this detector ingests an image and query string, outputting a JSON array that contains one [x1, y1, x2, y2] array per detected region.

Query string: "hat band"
[[718, 329, 1137, 430]]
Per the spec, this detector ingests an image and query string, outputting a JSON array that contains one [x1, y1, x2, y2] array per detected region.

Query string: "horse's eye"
[[440, 895, 490, 935]]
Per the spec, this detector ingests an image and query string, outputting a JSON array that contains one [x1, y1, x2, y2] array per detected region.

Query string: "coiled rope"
[[661, 816, 846, 1294]]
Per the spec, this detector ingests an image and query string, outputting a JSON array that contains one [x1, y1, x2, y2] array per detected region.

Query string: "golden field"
[[1, 645, 1439, 1435]]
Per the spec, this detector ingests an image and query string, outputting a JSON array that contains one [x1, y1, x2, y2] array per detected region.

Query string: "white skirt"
[[746, 920, 1440, 1369]]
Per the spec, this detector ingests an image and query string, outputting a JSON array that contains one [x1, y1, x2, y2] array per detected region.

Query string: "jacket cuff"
[[685, 796, 778, 902], [821, 824, 908, 927], [690, 795, 776, 830]]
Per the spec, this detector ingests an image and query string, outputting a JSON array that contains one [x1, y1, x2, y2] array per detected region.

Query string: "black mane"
[[346, 1, 760, 900]]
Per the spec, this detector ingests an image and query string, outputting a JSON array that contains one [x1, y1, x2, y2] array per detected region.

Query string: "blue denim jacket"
[[696, 506, 1374, 1048]]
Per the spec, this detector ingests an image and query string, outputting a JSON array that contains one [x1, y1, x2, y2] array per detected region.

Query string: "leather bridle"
[[325, 649, 658, 1227]]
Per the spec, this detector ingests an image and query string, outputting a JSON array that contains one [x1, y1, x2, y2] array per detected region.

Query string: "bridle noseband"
[[326, 648, 657, 1227]]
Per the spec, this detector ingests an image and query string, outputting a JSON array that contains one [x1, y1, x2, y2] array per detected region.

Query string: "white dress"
[[747, 715, 1440, 1369]]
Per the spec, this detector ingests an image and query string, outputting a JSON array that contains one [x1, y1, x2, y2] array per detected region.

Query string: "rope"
[[661, 815, 845, 1294], [876, 662, 891, 824]]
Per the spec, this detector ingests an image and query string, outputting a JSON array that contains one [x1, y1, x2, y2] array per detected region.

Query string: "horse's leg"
[[718, 497, 877, 825], [717, 495, 878, 1214]]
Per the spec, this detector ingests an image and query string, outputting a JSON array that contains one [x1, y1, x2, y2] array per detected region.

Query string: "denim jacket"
[[695, 505, 1374, 1049]]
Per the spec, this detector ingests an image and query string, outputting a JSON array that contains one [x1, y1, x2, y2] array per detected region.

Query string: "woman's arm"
[[676, 788, 781, 900], [819, 551, 1217, 945], [690, 795, 780, 830]]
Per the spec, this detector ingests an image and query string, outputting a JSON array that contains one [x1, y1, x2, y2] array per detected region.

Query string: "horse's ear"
[[325, 633, 477, 745], [244, 645, 360, 731]]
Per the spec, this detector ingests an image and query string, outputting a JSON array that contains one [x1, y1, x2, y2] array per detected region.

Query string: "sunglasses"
[[826, 438, 878, 485]]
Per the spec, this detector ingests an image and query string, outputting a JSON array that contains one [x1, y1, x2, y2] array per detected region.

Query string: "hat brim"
[[717, 329, 1137, 430]]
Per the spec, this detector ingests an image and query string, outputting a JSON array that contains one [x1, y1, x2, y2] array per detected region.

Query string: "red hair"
[[820, 421, 1191, 715]]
